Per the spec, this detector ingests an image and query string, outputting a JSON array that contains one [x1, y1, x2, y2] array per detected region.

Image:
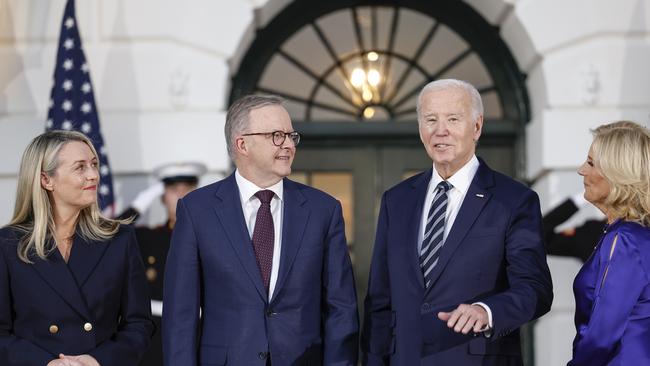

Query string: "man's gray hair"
[[416, 79, 484, 121], [225, 94, 286, 159]]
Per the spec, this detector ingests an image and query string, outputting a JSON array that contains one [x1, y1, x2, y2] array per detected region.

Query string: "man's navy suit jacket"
[[362, 159, 553, 366], [163, 174, 359, 366], [0, 225, 154, 366]]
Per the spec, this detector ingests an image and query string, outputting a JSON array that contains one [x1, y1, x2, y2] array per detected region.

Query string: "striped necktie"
[[420, 181, 451, 288]]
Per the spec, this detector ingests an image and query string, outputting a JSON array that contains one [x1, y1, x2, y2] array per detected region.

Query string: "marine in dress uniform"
[[118, 162, 206, 366], [543, 195, 606, 263]]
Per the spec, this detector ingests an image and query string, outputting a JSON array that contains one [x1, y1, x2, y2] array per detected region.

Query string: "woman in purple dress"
[[569, 121, 650, 365]]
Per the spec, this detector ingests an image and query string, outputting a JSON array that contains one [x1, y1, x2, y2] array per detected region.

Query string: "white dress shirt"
[[417, 156, 493, 330], [417, 155, 479, 251], [235, 170, 283, 300]]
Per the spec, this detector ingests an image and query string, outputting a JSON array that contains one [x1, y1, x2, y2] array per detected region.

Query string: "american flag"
[[46, 0, 115, 215]]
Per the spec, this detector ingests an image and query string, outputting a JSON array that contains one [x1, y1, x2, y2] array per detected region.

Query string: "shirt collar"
[[431, 155, 479, 195], [235, 169, 284, 203]]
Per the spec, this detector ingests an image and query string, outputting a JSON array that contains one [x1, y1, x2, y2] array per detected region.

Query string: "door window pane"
[[288, 171, 354, 246], [311, 172, 354, 244], [288, 172, 308, 185]]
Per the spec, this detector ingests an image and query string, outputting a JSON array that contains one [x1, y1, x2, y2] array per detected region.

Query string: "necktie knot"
[[437, 181, 451, 193], [255, 190, 274, 204]]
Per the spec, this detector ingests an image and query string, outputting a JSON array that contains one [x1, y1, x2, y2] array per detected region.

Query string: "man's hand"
[[131, 182, 165, 213], [437, 304, 489, 335], [52, 354, 101, 366]]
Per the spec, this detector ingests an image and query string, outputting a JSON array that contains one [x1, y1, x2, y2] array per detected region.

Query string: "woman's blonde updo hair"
[[8, 130, 130, 263], [590, 120, 650, 226]]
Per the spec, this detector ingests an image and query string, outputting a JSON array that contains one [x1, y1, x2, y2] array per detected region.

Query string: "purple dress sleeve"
[[569, 223, 650, 365]]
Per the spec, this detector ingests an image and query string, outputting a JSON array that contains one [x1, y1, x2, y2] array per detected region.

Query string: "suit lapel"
[[213, 174, 267, 302], [30, 247, 92, 320], [67, 235, 110, 287], [271, 179, 309, 304], [425, 160, 495, 293], [408, 170, 433, 289]]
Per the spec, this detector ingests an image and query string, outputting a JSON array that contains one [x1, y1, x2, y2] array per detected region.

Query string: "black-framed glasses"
[[242, 131, 301, 146]]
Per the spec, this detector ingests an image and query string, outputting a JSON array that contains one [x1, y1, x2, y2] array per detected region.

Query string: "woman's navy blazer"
[[0, 225, 154, 366]]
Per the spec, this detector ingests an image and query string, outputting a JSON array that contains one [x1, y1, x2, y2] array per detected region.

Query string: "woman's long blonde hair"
[[591, 121, 650, 226], [8, 131, 130, 263]]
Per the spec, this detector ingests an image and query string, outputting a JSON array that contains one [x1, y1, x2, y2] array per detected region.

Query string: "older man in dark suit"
[[362, 79, 553, 366]]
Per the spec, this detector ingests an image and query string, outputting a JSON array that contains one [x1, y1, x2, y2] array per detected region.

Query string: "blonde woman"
[[0, 131, 153, 366], [569, 121, 650, 365]]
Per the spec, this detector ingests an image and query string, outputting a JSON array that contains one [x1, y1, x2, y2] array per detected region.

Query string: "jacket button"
[[49, 325, 59, 334], [258, 352, 268, 359], [83, 322, 93, 332], [421, 303, 430, 312], [266, 309, 276, 317]]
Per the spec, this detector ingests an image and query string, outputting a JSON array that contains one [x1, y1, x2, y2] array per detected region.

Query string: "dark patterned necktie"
[[420, 181, 451, 288], [252, 190, 275, 293]]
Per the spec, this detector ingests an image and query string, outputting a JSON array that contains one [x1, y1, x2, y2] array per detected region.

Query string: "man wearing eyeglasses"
[[163, 94, 359, 366]]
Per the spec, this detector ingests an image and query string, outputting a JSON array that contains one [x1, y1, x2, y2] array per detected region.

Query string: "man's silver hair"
[[225, 94, 286, 159], [416, 79, 484, 121]]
